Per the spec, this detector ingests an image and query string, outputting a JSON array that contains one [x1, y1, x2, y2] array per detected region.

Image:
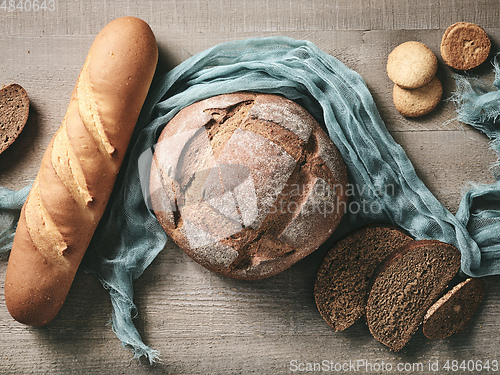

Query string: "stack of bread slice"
[[314, 225, 484, 351]]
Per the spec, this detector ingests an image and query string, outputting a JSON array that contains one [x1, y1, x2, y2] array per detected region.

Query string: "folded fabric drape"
[[1, 37, 498, 363]]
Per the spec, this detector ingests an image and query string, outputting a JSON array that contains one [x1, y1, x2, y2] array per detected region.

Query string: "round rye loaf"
[[149, 92, 349, 280]]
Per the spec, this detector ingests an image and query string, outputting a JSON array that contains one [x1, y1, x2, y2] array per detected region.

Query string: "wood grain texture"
[[1, 0, 500, 374], [1, 0, 499, 35]]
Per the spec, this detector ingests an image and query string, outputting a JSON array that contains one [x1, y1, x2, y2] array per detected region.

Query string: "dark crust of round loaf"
[[0, 83, 30, 155], [314, 224, 413, 332], [150, 92, 349, 280], [366, 239, 461, 352], [423, 277, 484, 339]]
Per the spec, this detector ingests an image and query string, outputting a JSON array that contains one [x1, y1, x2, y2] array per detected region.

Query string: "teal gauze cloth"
[[1, 37, 500, 363]]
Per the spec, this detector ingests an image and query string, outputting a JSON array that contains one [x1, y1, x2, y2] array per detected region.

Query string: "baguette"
[[4, 17, 158, 326]]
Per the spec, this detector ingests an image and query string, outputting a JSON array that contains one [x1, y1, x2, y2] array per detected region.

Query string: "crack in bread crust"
[[51, 121, 94, 207], [24, 178, 69, 263], [77, 56, 117, 159]]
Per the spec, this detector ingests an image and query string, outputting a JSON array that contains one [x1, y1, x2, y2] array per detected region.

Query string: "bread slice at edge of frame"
[[423, 277, 485, 339], [0, 83, 30, 155]]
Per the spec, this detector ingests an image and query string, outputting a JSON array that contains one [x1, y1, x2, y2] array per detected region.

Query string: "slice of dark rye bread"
[[0, 83, 30, 155], [314, 225, 413, 331], [423, 277, 484, 339], [366, 240, 461, 352]]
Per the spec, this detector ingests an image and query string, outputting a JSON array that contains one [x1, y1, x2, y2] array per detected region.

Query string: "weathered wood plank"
[[0, 0, 499, 35], [1, 244, 499, 374], [0, 1, 499, 374]]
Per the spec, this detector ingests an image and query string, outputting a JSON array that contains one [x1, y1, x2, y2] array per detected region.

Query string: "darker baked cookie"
[[440, 22, 491, 70]]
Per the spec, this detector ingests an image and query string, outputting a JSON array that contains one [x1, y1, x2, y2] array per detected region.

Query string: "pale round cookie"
[[393, 76, 443, 118], [441, 22, 491, 70], [387, 41, 438, 89]]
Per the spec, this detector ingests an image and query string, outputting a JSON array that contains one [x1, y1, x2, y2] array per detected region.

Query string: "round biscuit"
[[387, 41, 438, 89], [393, 76, 443, 118], [440, 22, 491, 70]]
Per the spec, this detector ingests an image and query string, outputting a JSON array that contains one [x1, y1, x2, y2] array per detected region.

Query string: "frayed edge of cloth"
[[449, 53, 500, 132], [99, 277, 162, 365], [450, 54, 500, 173]]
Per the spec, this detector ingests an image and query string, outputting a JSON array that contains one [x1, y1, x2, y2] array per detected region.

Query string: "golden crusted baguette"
[[4, 17, 158, 326]]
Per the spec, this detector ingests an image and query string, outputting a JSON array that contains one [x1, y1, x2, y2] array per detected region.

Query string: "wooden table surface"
[[1, 1, 500, 374]]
